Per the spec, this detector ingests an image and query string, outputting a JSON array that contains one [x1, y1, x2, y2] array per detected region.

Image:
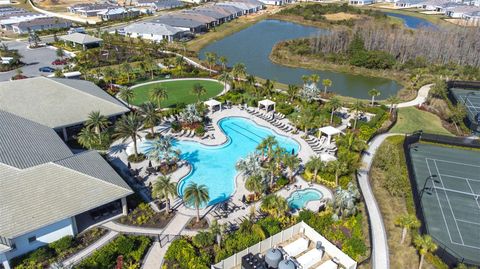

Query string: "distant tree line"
[[308, 22, 480, 67]]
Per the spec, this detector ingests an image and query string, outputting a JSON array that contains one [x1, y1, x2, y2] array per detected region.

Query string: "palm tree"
[[322, 79, 332, 94], [191, 83, 207, 102], [232, 63, 246, 81], [283, 154, 300, 182], [183, 182, 210, 223], [395, 214, 420, 245], [286, 84, 299, 102], [306, 156, 323, 184], [120, 62, 133, 83], [236, 153, 262, 177], [368, 88, 381, 106], [205, 52, 217, 74], [246, 74, 256, 88], [256, 136, 278, 160], [386, 95, 401, 114], [149, 87, 168, 111], [262, 79, 274, 97], [139, 102, 161, 138], [310, 74, 320, 85], [218, 71, 232, 92], [328, 160, 348, 186], [352, 100, 364, 130], [144, 57, 157, 79], [102, 67, 116, 90], [414, 235, 437, 269], [328, 97, 341, 124], [119, 87, 135, 108], [152, 175, 177, 214], [260, 194, 288, 218], [219, 56, 228, 70], [209, 220, 225, 248], [85, 111, 110, 137], [337, 132, 366, 152], [114, 112, 143, 158], [77, 127, 97, 149], [245, 175, 264, 195], [301, 75, 310, 86]]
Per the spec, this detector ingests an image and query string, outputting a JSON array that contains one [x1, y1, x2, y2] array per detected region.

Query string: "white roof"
[[204, 99, 221, 107], [259, 99, 275, 106], [124, 22, 187, 36], [319, 126, 342, 136]]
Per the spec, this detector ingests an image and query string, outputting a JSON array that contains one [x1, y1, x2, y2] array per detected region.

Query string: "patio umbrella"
[[148, 160, 152, 168], [127, 162, 131, 169], [242, 195, 246, 203], [291, 148, 295, 155]]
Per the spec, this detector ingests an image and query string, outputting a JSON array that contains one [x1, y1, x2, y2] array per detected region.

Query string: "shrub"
[[276, 176, 289, 188], [276, 103, 294, 115], [171, 121, 181, 132], [195, 125, 206, 136], [192, 231, 215, 248], [48, 236, 74, 255], [164, 238, 210, 269]]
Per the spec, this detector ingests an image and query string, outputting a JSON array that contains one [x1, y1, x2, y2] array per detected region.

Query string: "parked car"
[[38, 66, 55, 73], [52, 59, 67, 65]]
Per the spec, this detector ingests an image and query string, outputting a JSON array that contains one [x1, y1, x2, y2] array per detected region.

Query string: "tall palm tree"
[[386, 95, 400, 114], [256, 136, 278, 160], [114, 112, 143, 158], [245, 175, 264, 195], [328, 160, 348, 186], [152, 175, 177, 214], [306, 156, 324, 184], [310, 74, 320, 85], [232, 63, 246, 81], [144, 57, 157, 79], [77, 127, 97, 149], [246, 74, 256, 88], [209, 220, 225, 248], [218, 71, 232, 92], [395, 214, 421, 245], [218, 56, 228, 70], [102, 67, 116, 90], [262, 79, 274, 97], [368, 88, 381, 106], [286, 84, 299, 102], [85, 111, 110, 137], [149, 87, 168, 111], [205, 52, 217, 74], [337, 132, 366, 152], [120, 62, 133, 83], [139, 102, 161, 138], [352, 100, 364, 130], [301, 75, 310, 86], [191, 83, 207, 102], [183, 182, 210, 223], [283, 154, 300, 182], [322, 79, 332, 94], [119, 87, 135, 108], [260, 194, 288, 218], [328, 97, 341, 124], [414, 235, 437, 269]]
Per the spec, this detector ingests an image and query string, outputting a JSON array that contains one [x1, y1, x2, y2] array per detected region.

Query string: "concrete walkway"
[[357, 133, 399, 269], [161, 51, 218, 74], [61, 230, 119, 267], [102, 221, 165, 235], [394, 84, 432, 108]]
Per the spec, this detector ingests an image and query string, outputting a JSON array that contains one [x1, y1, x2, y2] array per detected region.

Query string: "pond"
[[199, 19, 401, 99], [383, 12, 437, 29]]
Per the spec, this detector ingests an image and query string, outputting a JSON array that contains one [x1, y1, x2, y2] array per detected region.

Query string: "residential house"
[[154, 14, 210, 32], [395, 0, 427, 8], [11, 17, 71, 34], [97, 7, 140, 21], [123, 22, 191, 42], [59, 32, 103, 50], [349, 0, 373, 5], [135, 0, 184, 10], [0, 12, 47, 31], [68, 3, 118, 17], [445, 4, 480, 17]]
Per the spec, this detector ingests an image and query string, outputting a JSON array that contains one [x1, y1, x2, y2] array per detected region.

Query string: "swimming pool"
[[287, 189, 323, 210], [141, 117, 300, 206]]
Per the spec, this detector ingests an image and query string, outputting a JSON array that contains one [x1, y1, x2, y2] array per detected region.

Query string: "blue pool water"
[[287, 189, 323, 210], [383, 12, 436, 29], [142, 117, 300, 206]]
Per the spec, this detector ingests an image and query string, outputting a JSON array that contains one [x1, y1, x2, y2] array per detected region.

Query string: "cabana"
[[258, 99, 275, 112], [318, 126, 343, 144], [204, 99, 222, 112]]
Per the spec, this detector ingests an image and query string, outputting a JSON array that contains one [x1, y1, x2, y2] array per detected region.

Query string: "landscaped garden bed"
[[116, 203, 175, 229], [185, 217, 210, 230], [11, 227, 108, 268]]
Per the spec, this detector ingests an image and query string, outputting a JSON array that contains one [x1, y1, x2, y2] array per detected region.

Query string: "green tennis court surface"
[[450, 88, 480, 133], [409, 143, 480, 265]]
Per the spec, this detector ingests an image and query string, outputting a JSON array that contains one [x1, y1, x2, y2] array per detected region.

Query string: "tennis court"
[[409, 142, 480, 265], [450, 88, 480, 133]]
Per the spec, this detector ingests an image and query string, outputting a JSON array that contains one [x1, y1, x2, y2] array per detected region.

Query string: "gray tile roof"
[[0, 77, 129, 129], [0, 111, 132, 239], [0, 110, 72, 169], [59, 32, 103, 44], [124, 22, 187, 36]]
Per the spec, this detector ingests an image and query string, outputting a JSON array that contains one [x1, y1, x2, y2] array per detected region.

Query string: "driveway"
[[0, 41, 64, 81]]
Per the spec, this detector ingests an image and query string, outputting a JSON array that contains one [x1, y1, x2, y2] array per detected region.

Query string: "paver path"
[[102, 221, 165, 234], [61, 230, 118, 267], [394, 84, 432, 108]]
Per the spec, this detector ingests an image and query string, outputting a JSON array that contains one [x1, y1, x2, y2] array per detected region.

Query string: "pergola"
[[318, 126, 343, 144], [258, 99, 275, 112], [204, 99, 222, 112]]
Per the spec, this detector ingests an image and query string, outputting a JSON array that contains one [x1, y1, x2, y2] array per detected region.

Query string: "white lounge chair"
[[282, 238, 309, 257], [297, 248, 324, 269]]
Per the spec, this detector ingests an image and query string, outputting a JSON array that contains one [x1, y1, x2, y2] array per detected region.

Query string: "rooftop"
[[124, 22, 187, 35], [59, 32, 103, 45]]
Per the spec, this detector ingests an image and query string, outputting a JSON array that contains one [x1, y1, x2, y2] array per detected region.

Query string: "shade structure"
[[318, 126, 343, 144], [258, 99, 275, 111], [204, 99, 222, 112]]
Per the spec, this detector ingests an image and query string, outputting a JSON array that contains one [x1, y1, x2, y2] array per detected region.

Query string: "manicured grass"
[[131, 80, 223, 108], [390, 107, 452, 135]]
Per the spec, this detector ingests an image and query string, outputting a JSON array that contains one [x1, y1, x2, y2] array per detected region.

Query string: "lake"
[[384, 12, 436, 29], [199, 19, 401, 99]]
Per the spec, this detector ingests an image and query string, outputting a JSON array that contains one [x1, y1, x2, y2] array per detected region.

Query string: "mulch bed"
[[184, 217, 209, 230]]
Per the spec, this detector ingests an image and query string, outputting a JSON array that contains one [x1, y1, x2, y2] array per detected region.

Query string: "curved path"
[[391, 83, 432, 108], [161, 51, 218, 74]]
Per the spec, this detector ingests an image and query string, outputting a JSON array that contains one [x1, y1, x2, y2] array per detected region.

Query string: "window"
[[28, 236, 36, 243]]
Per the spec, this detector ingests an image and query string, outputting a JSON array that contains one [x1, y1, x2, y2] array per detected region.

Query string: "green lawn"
[[390, 107, 452, 135], [131, 80, 223, 108]]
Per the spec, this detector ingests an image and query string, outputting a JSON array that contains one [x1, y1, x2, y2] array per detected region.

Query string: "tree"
[[232, 63, 246, 81], [310, 74, 320, 84], [183, 182, 210, 223], [352, 100, 365, 130], [286, 84, 299, 102], [449, 105, 466, 133], [328, 97, 341, 124], [337, 132, 366, 152], [262, 79, 274, 97], [322, 78, 332, 94], [301, 75, 310, 86], [114, 112, 143, 158], [119, 87, 135, 108], [328, 160, 348, 186], [28, 31, 41, 47], [306, 156, 324, 184], [102, 67, 116, 90], [77, 127, 97, 149], [152, 175, 177, 214], [368, 88, 381, 106], [85, 111, 110, 137], [256, 136, 278, 160], [414, 235, 437, 269], [139, 102, 161, 137], [283, 154, 300, 182], [236, 153, 262, 177], [386, 95, 400, 114], [205, 52, 217, 74], [245, 175, 265, 195], [218, 71, 232, 92], [430, 79, 447, 99], [149, 87, 168, 111], [260, 194, 288, 218], [54, 69, 64, 78], [332, 182, 360, 219], [218, 56, 228, 70], [191, 83, 207, 102], [120, 62, 133, 83], [395, 214, 420, 245], [246, 74, 256, 88], [56, 47, 65, 60], [144, 57, 157, 79], [209, 220, 225, 248]]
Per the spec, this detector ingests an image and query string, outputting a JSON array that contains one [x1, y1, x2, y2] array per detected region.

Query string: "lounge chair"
[[297, 249, 324, 269], [282, 237, 309, 257]]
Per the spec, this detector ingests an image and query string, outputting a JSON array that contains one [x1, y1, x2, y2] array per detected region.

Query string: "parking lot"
[[0, 40, 65, 81]]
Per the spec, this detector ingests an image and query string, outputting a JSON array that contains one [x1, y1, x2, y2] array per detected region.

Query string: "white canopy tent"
[[318, 126, 343, 144], [258, 99, 275, 112], [204, 99, 222, 112]]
